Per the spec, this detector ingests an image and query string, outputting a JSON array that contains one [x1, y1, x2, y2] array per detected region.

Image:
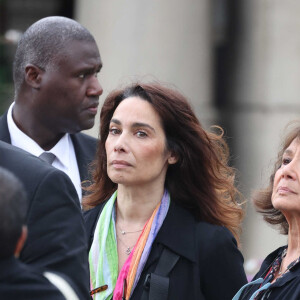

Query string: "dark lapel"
[[143, 201, 197, 270], [70, 133, 97, 184], [0, 111, 12, 143]]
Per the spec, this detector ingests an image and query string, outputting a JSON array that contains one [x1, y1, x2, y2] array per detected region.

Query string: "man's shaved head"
[[13, 16, 96, 95]]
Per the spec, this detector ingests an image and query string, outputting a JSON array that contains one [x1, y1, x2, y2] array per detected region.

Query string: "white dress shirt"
[[7, 103, 82, 201]]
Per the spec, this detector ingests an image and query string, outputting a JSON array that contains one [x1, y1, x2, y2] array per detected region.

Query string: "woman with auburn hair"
[[233, 123, 300, 300], [83, 82, 247, 300]]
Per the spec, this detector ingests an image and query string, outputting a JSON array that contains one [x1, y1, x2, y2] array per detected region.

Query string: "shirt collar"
[[7, 102, 70, 168], [50, 134, 71, 168]]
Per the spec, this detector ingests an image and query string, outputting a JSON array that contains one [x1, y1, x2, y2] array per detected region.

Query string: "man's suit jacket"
[[85, 201, 247, 300], [0, 141, 90, 299], [0, 110, 98, 186], [0, 256, 65, 300]]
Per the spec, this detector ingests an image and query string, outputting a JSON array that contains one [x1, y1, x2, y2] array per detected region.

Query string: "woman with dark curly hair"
[[233, 123, 300, 300], [83, 82, 247, 300]]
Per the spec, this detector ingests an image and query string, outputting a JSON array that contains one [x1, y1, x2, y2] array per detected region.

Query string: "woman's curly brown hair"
[[83, 82, 244, 244]]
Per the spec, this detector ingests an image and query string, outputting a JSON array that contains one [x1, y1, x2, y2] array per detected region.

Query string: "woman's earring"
[[168, 156, 177, 165]]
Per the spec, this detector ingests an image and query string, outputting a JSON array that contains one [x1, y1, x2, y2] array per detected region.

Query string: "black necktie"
[[39, 152, 56, 165]]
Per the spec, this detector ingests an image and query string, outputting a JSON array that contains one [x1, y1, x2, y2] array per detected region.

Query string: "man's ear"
[[24, 64, 43, 89], [14, 225, 28, 258]]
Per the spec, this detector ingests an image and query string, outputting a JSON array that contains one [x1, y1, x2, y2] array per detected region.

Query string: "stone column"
[[75, 0, 215, 135]]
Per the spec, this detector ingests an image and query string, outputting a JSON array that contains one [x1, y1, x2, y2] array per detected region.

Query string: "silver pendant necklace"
[[115, 220, 143, 254], [117, 235, 136, 255]]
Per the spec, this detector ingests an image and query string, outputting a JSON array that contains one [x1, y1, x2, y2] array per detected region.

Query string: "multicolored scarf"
[[89, 190, 170, 300]]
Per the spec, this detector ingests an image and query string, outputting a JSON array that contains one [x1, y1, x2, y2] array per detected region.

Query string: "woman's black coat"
[[84, 201, 247, 300]]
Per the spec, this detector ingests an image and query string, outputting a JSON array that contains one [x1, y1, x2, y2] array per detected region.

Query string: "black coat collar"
[[70, 133, 96, 183], [154, 201, 197, 262]]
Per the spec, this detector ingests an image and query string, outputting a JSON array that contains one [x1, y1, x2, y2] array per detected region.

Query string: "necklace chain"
[[115, 224, 143, 255], [117, 225, 143, 235], [278, 248, 287, 275], [278, 248, 300, 276], [278, 262, 287, 276], [117, 235, 136, 255]]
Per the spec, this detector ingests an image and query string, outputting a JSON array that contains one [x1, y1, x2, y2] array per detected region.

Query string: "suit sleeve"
[[20, 168, 90, 300], [199, 226, 247, 300]]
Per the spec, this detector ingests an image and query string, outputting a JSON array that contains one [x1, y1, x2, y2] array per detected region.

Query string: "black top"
[[84, 201, 247, 300], [239, 246, 300, 300]]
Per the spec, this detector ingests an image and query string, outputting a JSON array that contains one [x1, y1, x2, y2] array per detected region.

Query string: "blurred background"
[[1, 0, 300, 277]]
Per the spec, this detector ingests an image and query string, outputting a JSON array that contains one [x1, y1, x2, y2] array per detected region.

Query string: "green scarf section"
[[89, 191, 118, 300]]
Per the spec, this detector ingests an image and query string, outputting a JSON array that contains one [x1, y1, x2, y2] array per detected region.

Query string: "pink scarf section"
[[113, 190, 170, 299], [113, 249, 134, 299]]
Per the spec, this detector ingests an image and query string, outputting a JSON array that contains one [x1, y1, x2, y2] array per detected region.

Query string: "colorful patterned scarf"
[[89, 190, 170, 300]]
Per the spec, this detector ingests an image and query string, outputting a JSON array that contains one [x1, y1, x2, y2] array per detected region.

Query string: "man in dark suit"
[[0, 16, 103, 201], [0, 141, 90, 299], [0, 166, 68, 300]]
